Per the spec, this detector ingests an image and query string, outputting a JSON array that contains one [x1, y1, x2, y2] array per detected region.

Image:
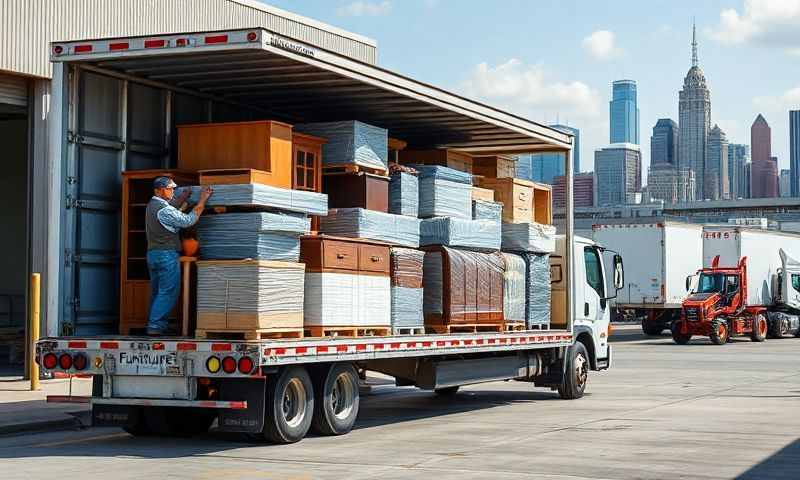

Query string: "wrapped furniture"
[[501, 222, 557, 254], [323, 172, 389, 212], [300, 236, 391, 332], [399, 149, 474, 174], [501, 253, 526, 323], [414, 165, 472, 219], [389, 171, 419, 217], [522, 253, 552, 328], [197, 212, 310, 262], [295, 120, 388, 172], [419, 217, 501, 251], [472, 200, 503, 224], [320, 208, 421, 248], [422, 247, 504, 331], [196, 260, 305, 334], [390, 248, 425, 333], [187, 183, 328, 216]]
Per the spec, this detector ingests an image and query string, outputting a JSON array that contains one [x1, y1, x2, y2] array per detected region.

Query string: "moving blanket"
[[419, 217, 501, 251], [501, 222, 557, 253], [390, 248, 424, 330], [295, 120, 389, 171], [198, 212, 310, 261], [501, 253, 526, 323], [389, 172, 419, 217], [522, 253, 551, 328], [472, 199, 503, 223], [319, 208, 421, 248], [186, 184, 328, 216], [418, 178, 472, 219]]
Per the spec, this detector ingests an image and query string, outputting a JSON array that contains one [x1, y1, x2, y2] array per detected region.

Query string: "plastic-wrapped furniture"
[[472, 200, 503, 224], [187, 183, 328, 216], [419, 217, 501, 251], [501, 253, 526, 323], [414, 165, 473, 219], [501, 222, 557, 253], [522, 253, 552, 328], [295, 120, 388, 172], [320, 208, 421, 248], [198, 212, 310, 261], [390, 248, 425, 333], [389, 171, 419, 217]]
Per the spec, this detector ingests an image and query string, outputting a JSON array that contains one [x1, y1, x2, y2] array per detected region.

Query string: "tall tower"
[[751, 114, 779, 198], [707, 125, 729, 200], [610, 80, 639, 144], [790, 110, 800, 197], [678, 21, 712, 200]]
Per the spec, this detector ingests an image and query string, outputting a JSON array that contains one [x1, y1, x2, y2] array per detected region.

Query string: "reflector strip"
[[144, 39, 166, 49], [74, 45, 92, 53], [176, 342, 196, 351], [109, 42, 129, 51], [99, 342, 118, 349], [212, 343, 232, 352], [68, 341, 87, 349], [205, 34, 229, 44]]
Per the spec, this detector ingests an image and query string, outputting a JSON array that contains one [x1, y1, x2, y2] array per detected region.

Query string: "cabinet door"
[[293, 144, 320, 192]]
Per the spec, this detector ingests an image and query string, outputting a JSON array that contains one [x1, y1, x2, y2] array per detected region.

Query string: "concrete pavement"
[[0, 375, 91, 435], [1, 328, 799, 479]]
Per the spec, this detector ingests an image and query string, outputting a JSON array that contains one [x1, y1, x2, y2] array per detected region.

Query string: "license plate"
[[115, 351, 182, 376]]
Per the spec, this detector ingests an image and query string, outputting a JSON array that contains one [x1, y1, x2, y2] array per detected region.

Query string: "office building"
[[751, 114, 779, 198], [781, 169, 791, 197], [610, 80, 639, 144], [651, 118, 678, 166], [744, 162, 752, 198], [594, 143, 641, 206], [728, 143, 749, 198], [678, 22, 711, 200], [791, 110, 800, 196], [516, 125, 580, 184], [706, 124, 729, 200], [552, 172, 594, 209]]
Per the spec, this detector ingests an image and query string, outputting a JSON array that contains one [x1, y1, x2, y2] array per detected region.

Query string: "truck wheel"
[[767, 316, 788, 338], [671, 322, 692, 345], [558, 342, 589, 400], [311, 363, 360, 436], [709, 319, 729, 345], [641, 317, 664, 336], [434, 386, 460, 396], [263, 366, 314, 444], [750, 314, 768, 342]]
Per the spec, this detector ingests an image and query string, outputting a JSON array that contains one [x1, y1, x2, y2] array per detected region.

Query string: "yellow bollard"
[[30, 273, 40, 391]]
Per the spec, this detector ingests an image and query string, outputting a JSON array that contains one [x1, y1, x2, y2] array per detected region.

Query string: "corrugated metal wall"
[[0, 73, 28, 106], [1, 0, 377, 79]]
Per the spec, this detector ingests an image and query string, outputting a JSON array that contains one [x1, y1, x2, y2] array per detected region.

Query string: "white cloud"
[[581, 30, 620, 60], [707, 0, 800, 51], [337, 1, 392, 17], [753, 85, 800, 112]]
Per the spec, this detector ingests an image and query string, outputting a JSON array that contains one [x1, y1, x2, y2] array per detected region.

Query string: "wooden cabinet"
[[120, 170, 197, 334], [357, 244, 390, 274], [472, 155, 516, 179], [475, 177, 534, 224], [177, 120, 294, 189], [322, 172, 389, 212], [399, 149, 473, 174], [300, 236, 389, 275], [292, 133, 325, 192]]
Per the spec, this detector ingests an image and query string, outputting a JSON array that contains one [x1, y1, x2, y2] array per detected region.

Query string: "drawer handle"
[[337, 253, 347, 259], [371, 256, 382, 262]]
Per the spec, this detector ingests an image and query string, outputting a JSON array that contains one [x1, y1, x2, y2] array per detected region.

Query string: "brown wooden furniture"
[[532, 182, 553, 224], [120, 170, 197, 335], [292, 132, 326, 192], [322, 172, 389, 212], [475, 177, 534, 224], [471, 186, 495, 202], [399, 149, 473, 174], [300, 235, 390, 275], [177, 120, 294, 189], [472, 155, 516, 179]]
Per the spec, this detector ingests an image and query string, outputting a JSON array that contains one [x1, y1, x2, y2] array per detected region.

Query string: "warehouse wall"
[[0, 0, 377, 79]]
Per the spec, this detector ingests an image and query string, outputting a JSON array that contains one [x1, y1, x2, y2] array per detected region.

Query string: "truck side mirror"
[[685, 275, 691, 292], [613, 254, 624, 290]]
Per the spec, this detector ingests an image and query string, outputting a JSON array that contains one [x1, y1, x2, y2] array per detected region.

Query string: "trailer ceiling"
[[54, 29, 572, 154]]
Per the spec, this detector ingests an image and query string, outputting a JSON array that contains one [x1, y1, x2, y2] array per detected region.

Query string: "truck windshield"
[[696, 273, 725, 293]]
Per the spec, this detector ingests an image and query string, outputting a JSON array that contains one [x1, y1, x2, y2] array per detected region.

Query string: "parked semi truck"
[[35, 29, 623, 444], [672, 226, 800, 345], [592, 220, 702, 335]]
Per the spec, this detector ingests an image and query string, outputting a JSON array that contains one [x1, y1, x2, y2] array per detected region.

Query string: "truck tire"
[[709, 319, 729, 345], [750, 314, 768, 342], [558, 342, 589, 400], [263, 366, 314, 444], [641, 317, 664, 336], [311, 363, 360, 436], [671, 322, 692, 345], [434, 386, 460, 396], [767, 315, 789, 338]]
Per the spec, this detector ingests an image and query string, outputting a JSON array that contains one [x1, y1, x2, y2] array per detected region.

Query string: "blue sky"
[[262, 0, 800, 177]]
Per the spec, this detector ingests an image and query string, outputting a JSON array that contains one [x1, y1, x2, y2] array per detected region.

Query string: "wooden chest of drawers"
[[300, 236, 389, 275]]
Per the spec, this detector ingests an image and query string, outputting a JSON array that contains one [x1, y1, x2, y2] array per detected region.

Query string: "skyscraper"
[[610, 80, 639, 144], [743, 162, 752, 198], [751, 114, 779, 198], [594, 143, 641, 206], [678, 22, 711, 200], [551, 124, 580, 172], [780, 169, 791, 197], [651, 118, 678, 166], [706, 124, 729, 200], [727, 143, 749, 199], [515, 124, 580, 184], [790, 110, 800, 196]]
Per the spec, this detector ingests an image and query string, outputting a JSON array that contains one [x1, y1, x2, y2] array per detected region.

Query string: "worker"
[[145, 177, 213, 336]]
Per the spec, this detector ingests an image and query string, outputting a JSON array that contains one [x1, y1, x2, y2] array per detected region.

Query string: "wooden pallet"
[[322, 164, 388, 176], [195, 327, 304, 340], [425, 323, 505, 334], [392, 326, 426, 336], [304, 325, 391, 338], [504, 321, 526, 332]]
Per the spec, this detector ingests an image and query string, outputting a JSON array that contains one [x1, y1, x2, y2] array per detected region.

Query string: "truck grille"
[[685, 308, 700, 322]]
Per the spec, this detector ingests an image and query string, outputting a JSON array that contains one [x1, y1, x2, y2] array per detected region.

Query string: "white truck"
[[592, 220, 703, 335], [35, 29, 623, 444]]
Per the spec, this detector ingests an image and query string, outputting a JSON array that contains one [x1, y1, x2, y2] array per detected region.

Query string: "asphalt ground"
[[2, 325, 798, 479]]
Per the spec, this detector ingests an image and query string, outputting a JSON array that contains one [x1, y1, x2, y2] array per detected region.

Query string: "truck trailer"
[[592, 220, 702, 335], [672, 226, 800, 345], [35, 28, 622, 443]]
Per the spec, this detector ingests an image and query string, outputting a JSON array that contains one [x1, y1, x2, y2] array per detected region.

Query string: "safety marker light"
[[59, 353, 73, 370], [72, 353, 88, 371], [221, 356, 237, 374], [206, 356, 221, 374], [238, 356, 254, 374], [53, 46, 64, 55], [94, 357, 103, 368], [247, 32, 258, 42], [43, 353, 57, 370]]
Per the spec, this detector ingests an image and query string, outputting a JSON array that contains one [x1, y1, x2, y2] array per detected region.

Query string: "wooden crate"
[[398, 149, 473, 174], [472, 155, 516, 179], [471, 186, 495, 202], [475, 177, 534, 224], [322, 172, 389, 212], [532, 182, 553, 225]]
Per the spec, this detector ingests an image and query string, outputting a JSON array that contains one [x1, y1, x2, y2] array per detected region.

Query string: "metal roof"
[[52, 28, 572, 153]]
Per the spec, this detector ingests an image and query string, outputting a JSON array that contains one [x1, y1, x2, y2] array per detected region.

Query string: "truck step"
[[195, 327, 304, 340], [304, 325, 391, 338]]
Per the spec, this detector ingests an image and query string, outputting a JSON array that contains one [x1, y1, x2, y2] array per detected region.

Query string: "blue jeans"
[[147, 250, 180, 332]]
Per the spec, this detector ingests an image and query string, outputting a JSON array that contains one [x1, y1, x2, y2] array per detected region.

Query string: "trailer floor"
[[2, 324, 799, 479]]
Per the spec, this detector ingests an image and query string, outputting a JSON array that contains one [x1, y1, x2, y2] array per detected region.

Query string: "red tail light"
[[59, 354, 73, 370], [72, 353, 88, 371], [53, 45, 64, 55], [221, 356, 237, 374], [238, 356, 254, 374], [43, 353, 57, 370], [247, 32, 258, 42]]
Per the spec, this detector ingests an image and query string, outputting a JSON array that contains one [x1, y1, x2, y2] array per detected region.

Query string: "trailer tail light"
[[206, 356, 221, 374], [221, 356, 237, 374], [53, 45, 64, 55], [72, 353, 88, 371], [74, 45, 92, 53], [247, 31, 258, 42], [205, 34, 228, 45], [144, 39, 166, 49], [43, 353, 57, 370], [109, 42, 129, 51], [59, 354, 73, 370], [238, 356, 254, 375]]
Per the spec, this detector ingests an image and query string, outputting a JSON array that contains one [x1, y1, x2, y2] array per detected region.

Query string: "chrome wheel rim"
[[574, 353, 588, 389], [330, 372, 356, 420], [282, 378, 307, 428]]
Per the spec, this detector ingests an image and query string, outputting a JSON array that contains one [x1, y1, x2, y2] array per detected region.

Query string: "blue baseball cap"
[[153, 176, 178, 189]]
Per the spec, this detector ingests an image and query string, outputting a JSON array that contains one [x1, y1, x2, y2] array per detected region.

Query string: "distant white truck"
[[593, 220, 703, 335]]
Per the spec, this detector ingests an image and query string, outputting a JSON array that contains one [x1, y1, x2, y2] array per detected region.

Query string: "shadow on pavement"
[[737, 438, 800, 479]]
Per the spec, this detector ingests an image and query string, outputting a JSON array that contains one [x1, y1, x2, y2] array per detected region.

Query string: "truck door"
[[581, 246, 609, 358]]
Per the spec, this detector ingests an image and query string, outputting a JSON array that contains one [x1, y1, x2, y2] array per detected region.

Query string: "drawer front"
[[359, 244, 390, 273], [322, 240, 359, 271]]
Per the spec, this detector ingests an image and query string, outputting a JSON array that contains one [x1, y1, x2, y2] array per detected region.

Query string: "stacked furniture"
[[320, 208, 420, 248], [295, 120, 389, 173], [389, 248, 425, 334], [399, 149, 474, 174], [388, 164, 419, 217], [500, 253, 527, 327], [197, 212, 310, 262]]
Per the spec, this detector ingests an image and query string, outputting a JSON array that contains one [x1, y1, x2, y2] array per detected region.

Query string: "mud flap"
[[92, 404, 135, 427], [217, 378, 266, 433]]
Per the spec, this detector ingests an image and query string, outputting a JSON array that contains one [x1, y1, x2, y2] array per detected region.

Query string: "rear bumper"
[[92, 397, 247, 409]]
